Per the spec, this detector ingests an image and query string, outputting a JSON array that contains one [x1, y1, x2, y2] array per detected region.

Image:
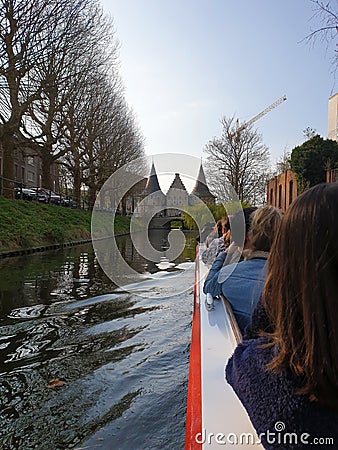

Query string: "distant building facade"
[[137, 162, 167, 217], [189, 163, 216, 205], [134, 162, 215, 218], [266, 169, 297, 213], [267, 93, 338, 212], [122, 178, 147, 215], [267, 167, 338, 213], [326, 168, 338, 183], [0, 141, 59, 191], [328, 92, 338, 142], [166, 173, 189, 216]]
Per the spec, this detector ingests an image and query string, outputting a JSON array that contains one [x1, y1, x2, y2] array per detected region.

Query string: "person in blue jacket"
[[203, 205, 281, 333], [226, 183, 338, 449]]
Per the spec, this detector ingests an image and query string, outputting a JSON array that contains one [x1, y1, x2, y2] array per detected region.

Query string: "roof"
[[167, 173, 188, 192], [191, 164, 215, 199], [143, 162, 163, 195]]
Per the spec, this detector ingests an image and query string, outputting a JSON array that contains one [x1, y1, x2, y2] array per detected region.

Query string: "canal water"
[[0, 230, 197, 450]]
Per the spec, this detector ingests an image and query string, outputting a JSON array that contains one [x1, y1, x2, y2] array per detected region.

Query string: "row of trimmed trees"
[[0, 0, 144, 203]]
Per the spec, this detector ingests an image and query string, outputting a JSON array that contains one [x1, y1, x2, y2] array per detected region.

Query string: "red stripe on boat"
[[185, 246, 202, 449]]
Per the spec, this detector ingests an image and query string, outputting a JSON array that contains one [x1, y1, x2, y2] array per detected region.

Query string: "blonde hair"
[[249, 205, 282, 254]]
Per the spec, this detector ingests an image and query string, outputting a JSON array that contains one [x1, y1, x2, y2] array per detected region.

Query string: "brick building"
[[266, 169, 297, 213], [267, 93, 338, 213], [326, 168, 338, 183], [267, 168, 338, 213]]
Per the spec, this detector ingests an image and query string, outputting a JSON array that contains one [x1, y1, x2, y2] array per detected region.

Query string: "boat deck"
[[185, 244, 263, 449]]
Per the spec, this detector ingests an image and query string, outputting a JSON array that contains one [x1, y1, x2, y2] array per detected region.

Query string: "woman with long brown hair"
[[226, 183, 338, 449]]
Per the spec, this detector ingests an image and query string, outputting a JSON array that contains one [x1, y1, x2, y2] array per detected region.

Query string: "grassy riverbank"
[[0, 198, 130, 253]]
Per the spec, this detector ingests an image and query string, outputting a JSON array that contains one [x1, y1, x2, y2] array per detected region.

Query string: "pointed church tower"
[[139, 161, 166, 217], [144, 161, 162, 195], [190, 163, 215, 205]]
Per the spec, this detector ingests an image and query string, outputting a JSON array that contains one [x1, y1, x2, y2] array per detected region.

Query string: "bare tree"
[[60, 63, 144, 208], [275, 147, 291, 174], [80, 78, 145, 208], [303, 126, 318, 140], [21, 0, 115, 189], [61, 86, 89, 204], [0, 0, 75, 196], [305, 0, 338, 70], [204, 116, 270, 205], [0, 0, 145, 202], [60, 66, 113, 203]]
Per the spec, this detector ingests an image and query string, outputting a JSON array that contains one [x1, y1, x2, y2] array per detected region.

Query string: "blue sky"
[[101, 0, 337, 169]]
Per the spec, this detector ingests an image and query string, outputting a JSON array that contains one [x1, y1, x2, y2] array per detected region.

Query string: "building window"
[[270, 188, 273, 204], [27, 156, 34, 166], [278, 184, 282, 209], [27, 171, 35, 182], [21, 167, 25, 183], [289, 180, 293, 205], [15, 164, 18, 180]]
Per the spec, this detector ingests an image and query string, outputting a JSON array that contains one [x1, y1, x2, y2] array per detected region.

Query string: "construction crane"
[[231, 95, 287, 140]]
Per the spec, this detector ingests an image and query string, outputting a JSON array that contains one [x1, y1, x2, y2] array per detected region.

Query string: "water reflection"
[[0, 229, 196, 449], [0, 230, 196, 320], [0, 248, 110, 322]]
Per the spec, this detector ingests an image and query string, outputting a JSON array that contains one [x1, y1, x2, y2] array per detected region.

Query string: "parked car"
[[14, 188, 38, 201], [62, 198, 77, 208], [34, 188, 63, 205], [34, 188, 48, 203], [48, 191, 63, 205]]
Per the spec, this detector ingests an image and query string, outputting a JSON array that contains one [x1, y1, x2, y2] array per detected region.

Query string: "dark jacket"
[[225, 306, 338, 449]]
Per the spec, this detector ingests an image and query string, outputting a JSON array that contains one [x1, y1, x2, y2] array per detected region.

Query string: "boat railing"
[[219, 294, 242, 344]]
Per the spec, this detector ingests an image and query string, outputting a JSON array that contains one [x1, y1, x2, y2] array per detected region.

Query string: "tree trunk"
[[41, 150, 54, 190], [73, 163, 81, 208], [2, 132, 15, 198], [87, 184, 96, 210], [121, 197, 126, 215]]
